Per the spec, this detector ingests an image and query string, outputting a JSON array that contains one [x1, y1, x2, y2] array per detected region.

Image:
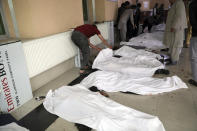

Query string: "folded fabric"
[[0, 122, 29, 131], [93, 48, 164, 77], [120, 32, 165, 50], [81, 71, 188, 95], [43, 84, 165, 131]]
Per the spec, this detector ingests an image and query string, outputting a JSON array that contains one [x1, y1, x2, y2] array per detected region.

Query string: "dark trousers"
[[190, 37, 197, 81], [71, 31, 90, 70], [134, 22, 139, 36], [126, 20, 134, 41], [142, 19, 153, 32]]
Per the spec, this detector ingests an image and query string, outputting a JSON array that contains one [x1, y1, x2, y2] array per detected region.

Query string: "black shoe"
[[160, 48, 169, 52], [183, 45, 188, 48], [188, 79, 197, 87], [113, 55, 122, 58], [75, 123, 92, 131], [155, 69, 170, 75], [89, 86, 100, 92]]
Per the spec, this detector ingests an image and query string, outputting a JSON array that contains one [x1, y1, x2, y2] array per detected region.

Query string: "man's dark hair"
[[124, 1, 130, 6], [154, 3, 158, 7], [92, 24, 98, 28], [137, 3, 142, 8], [159, 4, 164, 8], [121, 2, 126, 7]]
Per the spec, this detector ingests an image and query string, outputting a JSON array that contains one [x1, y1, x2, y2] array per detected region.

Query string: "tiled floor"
[[11, 68, 80, 120], [46, 48, 197, 131], [9, 47, 197, 131]]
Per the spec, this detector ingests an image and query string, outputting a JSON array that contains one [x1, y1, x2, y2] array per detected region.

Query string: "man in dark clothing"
[[117, 3, 126, 25], [134, 3, 142, 36], [126, 5, 137, 40], [117, 1, 130, 25], [116, 1, 130, 42], [142, 16, 159, 33], [71, 24, 112, 75], [152, 3, 159, 17], [157, 4, 165, 23], [188, 0, 197, 86]]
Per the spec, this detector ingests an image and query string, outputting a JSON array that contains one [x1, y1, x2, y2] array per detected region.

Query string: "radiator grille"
[[23, 31, 77, 78]]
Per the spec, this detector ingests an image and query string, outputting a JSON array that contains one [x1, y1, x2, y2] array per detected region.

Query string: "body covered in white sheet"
[[114, 46, 162, 59], [81, 71, 188, 95], [120, 32, 166, 50], [93, 47, 164, 77], [43, 84, 165, 131], [0, 123, 29, 131]]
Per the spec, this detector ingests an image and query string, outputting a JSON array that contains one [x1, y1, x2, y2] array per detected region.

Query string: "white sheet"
[[81, 71, 188, 95], [93, 48, 164, 77], [120, 32, 165, 50], [43, 84, 165, 131], [152, 24, 166, 32], [0, 122, 29, 131], [114, 46, 162, 59]]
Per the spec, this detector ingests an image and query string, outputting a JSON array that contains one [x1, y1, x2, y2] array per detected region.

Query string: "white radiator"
[[22, 22, 114, 78], [90, 21, 114, 46], [23, 31, 77, 78]]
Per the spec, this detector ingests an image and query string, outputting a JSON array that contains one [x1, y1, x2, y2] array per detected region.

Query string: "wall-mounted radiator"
[[22, 21, 114, 78]]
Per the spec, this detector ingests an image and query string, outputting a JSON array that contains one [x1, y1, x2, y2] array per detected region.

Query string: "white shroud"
[[81, 71, 188, 95], [120, 32, 165, 50], [114, 46, 162, 59], [93, 48, 164, 77], [0, 123, 29, 131], [43, 84, 166, 131]]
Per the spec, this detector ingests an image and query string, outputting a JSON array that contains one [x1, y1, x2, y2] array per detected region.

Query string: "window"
[[143, 1, 150, 10], [0, 0, 9, 39], [0, 13, 5, 35]]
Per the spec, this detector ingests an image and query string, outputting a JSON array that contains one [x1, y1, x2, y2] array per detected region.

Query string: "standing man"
[[71, 24, 112, 75], [152, 3, 159, 17], [163, 0, 187, 65], [116, 2, 129, 42], [188, 0, 197, 86], [158, 4, 165, 23], [118, 5, 135, 41], [134, 3, 142, 36], [116, 2, 129, 25]]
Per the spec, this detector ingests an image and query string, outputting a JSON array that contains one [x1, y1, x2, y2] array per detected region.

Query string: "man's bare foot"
[[99, 91, 109, 97]]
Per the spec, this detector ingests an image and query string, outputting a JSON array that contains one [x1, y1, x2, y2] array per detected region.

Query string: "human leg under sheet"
[[43, 84, 165, 131], [80, 71, 188, 95]]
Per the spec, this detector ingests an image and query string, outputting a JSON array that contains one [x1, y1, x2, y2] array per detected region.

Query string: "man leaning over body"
[[71, 24, 112, 75]]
